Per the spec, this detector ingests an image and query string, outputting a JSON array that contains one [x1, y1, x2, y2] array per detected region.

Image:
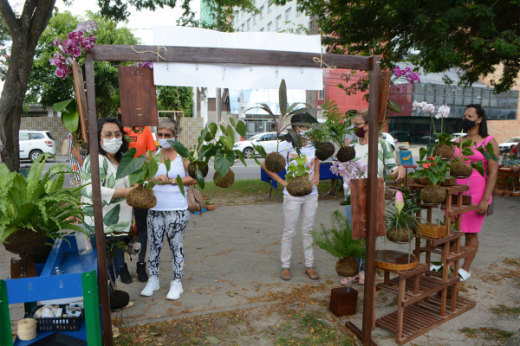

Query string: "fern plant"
[[0, 154, 87, 243], [311, 211, 366, 259]]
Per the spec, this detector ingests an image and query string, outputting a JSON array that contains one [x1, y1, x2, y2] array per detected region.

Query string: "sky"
[[1, 0, 201, 93]]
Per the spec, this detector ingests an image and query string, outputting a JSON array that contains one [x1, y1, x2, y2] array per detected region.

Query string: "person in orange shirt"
[[119, 110, 157, 285]]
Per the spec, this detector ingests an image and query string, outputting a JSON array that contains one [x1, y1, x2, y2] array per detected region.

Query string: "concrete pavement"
[[2, 194, 519, 345]]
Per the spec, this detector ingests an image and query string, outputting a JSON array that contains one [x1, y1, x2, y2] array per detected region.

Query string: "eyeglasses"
[[102, 132, 123, 140], [352, 122, 367, 128], [156, 132, 175, 139]]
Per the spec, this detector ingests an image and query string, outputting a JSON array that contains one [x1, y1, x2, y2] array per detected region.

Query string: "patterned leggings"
[[147, 209, 190, 280]]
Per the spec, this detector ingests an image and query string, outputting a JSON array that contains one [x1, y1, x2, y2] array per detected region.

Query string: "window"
[[276, 15, 281, 30], [247, 18, 251, 30], [241, 10, 244, 18], [234, 11, 239, 24], [30, 133, 44, 139], [318, 90, 325, 100], [19, 132, 29, 141], [268, 4, 272, 13], [241, 24, 245, 31], [285, 8, 291, 21], [260, 6, 264, 18], [260, 27, 264, 32], [253, 14, 257, 25], [46, 132, 54, 140], [267, 22, 272, 31]]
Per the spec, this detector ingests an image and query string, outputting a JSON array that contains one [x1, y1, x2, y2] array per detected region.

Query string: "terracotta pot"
[[503, 190, 512, 197], [511, 191, 520, 197], [3, 229, 47, 256], [205, 203, 216, 211], [499, 167, 512, 172], [335, 257, 360, 277], [493, 189, 504, 197], [512, 166, 520, 173]]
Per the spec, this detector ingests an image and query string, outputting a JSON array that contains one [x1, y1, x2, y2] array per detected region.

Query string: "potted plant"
[[413, 102, 453, 159], [0, 154, 87, 268], [410, 153, 452, 204], [504, 176, 514, 197], [494, 178, 505, 197], [116, 149, 173, 207], [248, 79, 312, 172], [205, 194, 216, 211], [386, 191, 421, 252]]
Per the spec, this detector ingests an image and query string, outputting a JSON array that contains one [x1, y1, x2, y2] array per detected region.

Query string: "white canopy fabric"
[[152, 26, 324, 90]]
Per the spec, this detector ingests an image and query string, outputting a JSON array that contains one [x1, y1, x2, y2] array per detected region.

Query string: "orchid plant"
[[331, 160, 367, 191], [49, 20, 98, 79], [413, 101, 455, 159], [392, 67, 421, 94]]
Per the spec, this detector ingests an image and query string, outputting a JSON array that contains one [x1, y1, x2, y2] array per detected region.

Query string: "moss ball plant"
[[337, 146, 356, 163], [287, 176, 313, 197], [214, 170, 235, 188], [126, 186, 157, 209], [315, 142, 335, 161], [335, 256, 360, 277], [433, 143, 454, 160], [450, 161, 473, 178], [187, 161, 209, 179], [420, 185, 446, 204], [265, 152, 286, 173]]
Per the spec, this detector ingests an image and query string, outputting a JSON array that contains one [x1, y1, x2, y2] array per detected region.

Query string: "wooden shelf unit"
[[375, 183, 477, 345]]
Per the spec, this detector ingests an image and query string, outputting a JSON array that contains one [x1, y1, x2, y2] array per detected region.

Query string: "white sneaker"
[[166, 280, 183, 300], [140, 276, 160, 296], [458, 268, 471, 282]]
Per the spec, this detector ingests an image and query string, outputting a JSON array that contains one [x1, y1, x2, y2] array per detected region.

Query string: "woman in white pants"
[[140, 118, 196, 300], [261, 113, 320, 281]]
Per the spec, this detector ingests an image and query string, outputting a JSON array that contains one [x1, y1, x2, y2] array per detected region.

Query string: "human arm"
[[477, 138, 500, 215], [311, 158, 320, 186], [381, 140, 406, 180], [261, 160, 287, 187], [72, 148, 84, 167]]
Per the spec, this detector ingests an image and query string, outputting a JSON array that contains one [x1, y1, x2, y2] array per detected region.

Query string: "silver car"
[[19, 130, 56, 162]]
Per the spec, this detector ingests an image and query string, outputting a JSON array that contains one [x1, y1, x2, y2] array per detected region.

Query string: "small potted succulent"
[[205, 194, 216, 211], [410, 152, 451, 204]]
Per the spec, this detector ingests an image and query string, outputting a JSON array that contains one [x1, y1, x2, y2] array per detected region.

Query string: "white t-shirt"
[[278, 141, 318, 196], [151, 155, 189, 211]]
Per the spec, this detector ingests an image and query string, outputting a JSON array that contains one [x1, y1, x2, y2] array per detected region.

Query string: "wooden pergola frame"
[[85, 44, 382, 346]]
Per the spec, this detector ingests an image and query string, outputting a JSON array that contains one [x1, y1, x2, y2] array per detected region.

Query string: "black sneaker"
[[136, 262, 149, 282], [119, 263, 132, 284]]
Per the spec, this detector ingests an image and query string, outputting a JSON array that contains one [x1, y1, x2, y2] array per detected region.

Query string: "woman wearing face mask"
[[262, 113, 321, 281], [343, 109, 406, 224], [140, 118, 197, 300], [453, 105, 499, 281], [81, 118, 136, 286]]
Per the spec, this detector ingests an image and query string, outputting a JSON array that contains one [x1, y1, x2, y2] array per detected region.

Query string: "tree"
[[157, 86, 194, 116], [0, 0, 256, 172], [283, 0, 520, 93], [28, 11, 140, 119]]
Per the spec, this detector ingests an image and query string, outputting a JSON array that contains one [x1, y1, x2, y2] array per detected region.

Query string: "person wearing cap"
[[261, 113, 320, 281]]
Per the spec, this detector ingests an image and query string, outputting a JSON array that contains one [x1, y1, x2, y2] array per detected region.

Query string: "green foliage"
[[157, 86, 194, 117], [306, 99, 354, 148], [385, 206, 419, 245], [0, 154, 87, 243], [285, 155, 310, 182], [290, 0, 520, 93], [311, 211, 366, 259], [397, 186, 422, 214], [411, 153, 451, 186], [27, 11, 140, 118]]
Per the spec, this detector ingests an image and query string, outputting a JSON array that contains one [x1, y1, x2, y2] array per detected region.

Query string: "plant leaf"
[[214, 151, 231, 177], [164, 158, 171, 173], [235, 150, 247, 166], [252, 144, 267, 159], [148, 156, 159, 179], [279, 79, 288, 115], [195, 169, 205, 189], [116, 148, 142, 179], [229, 117, 236, 127], [176, 175, 185, 197], [387, 100, 401, 113], [52, 99, 75, 113], [471, 161, 484, 176], [235, 120, 247, 138], [222, 136, 234, 150], [170, 140, 190, 158], [61, 110, 79, 132]]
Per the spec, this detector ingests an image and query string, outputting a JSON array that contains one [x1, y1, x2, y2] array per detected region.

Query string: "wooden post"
[[362, 56, 381, 346], [85, 53, 114, 346]]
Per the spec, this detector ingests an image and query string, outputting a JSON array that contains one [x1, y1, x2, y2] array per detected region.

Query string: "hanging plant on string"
[[247, 79, 313, 173]]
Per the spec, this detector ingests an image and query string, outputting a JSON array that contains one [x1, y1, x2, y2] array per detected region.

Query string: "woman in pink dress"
[[454, 105, 499, 281]]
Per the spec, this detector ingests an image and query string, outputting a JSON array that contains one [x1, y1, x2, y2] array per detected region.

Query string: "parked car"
[[233, 132, 287, 156], [499, 137, 520, 152], [19, 130, 56, 162]]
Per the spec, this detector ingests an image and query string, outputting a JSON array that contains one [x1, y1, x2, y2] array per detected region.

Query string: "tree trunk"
[[0, 0, 57, 171]]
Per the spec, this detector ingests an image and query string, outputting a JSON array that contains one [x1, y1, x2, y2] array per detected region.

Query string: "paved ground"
[[2, 192, 519, 345]]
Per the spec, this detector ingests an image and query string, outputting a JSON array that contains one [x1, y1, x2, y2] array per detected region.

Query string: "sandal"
[[280, 267, 291, 280], [325, 191, 335, 196], [112, 325, 120, 338], [304, 267, 319, 280]]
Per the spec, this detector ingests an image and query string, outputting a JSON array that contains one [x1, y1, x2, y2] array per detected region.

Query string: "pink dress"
[[454, 136, 494, 233]]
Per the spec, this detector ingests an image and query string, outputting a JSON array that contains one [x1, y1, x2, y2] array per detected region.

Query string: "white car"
[[233, 132, 287, 156], [381, 132, 396, 150], [19, 130, 56, 162], [499, 137, 520, 152]]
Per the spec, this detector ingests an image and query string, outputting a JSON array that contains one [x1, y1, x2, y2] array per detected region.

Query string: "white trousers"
[[281, 193, 319, 268]]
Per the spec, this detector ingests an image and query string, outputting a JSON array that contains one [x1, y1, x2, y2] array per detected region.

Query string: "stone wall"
[[178, 117, 204, 150]]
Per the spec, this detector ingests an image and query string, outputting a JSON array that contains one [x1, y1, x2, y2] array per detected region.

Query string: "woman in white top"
[[140, 118, 197, 300]]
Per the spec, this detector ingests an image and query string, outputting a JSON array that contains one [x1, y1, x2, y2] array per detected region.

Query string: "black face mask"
[[462, 118, 477, 130]]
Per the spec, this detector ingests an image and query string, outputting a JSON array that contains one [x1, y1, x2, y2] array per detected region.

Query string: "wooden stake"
[[85, 53, 114, 346]]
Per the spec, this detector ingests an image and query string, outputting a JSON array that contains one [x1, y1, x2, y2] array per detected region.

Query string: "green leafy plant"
[[451, 135, 497, 177], [411, 153, 452, 186], [0, 154, 87, 243], [386, 190, 421, 253], [248, 79, 312, 160], [205, 194, 214, 205], [506, 176, 517, 192], [311, 211, 366, 260], [285, 155, 309, 182], [306, 99, 355, 149]]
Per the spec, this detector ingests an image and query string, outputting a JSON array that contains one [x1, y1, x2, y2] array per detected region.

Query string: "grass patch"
[[490, 305, 520, 315], [479, 327, 515, 342], [195, 179, 341, 206], [504, 258, 520, 266], [460, 327, 478, 338]]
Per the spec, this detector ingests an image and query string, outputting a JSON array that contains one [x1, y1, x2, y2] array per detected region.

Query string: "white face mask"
[[102, 138, 122, 154], [159, 138, 174, 149]]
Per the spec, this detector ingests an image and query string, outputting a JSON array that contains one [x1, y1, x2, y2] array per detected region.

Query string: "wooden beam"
[[85, 53, 114, 346], [362, 56, 381, 346], [90, 45, 372, 70]]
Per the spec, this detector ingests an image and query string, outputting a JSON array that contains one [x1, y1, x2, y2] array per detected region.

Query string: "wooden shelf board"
[[419, 245, 476, 263], [376, 296, 476, 345], [410, 183, 469, 194]]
